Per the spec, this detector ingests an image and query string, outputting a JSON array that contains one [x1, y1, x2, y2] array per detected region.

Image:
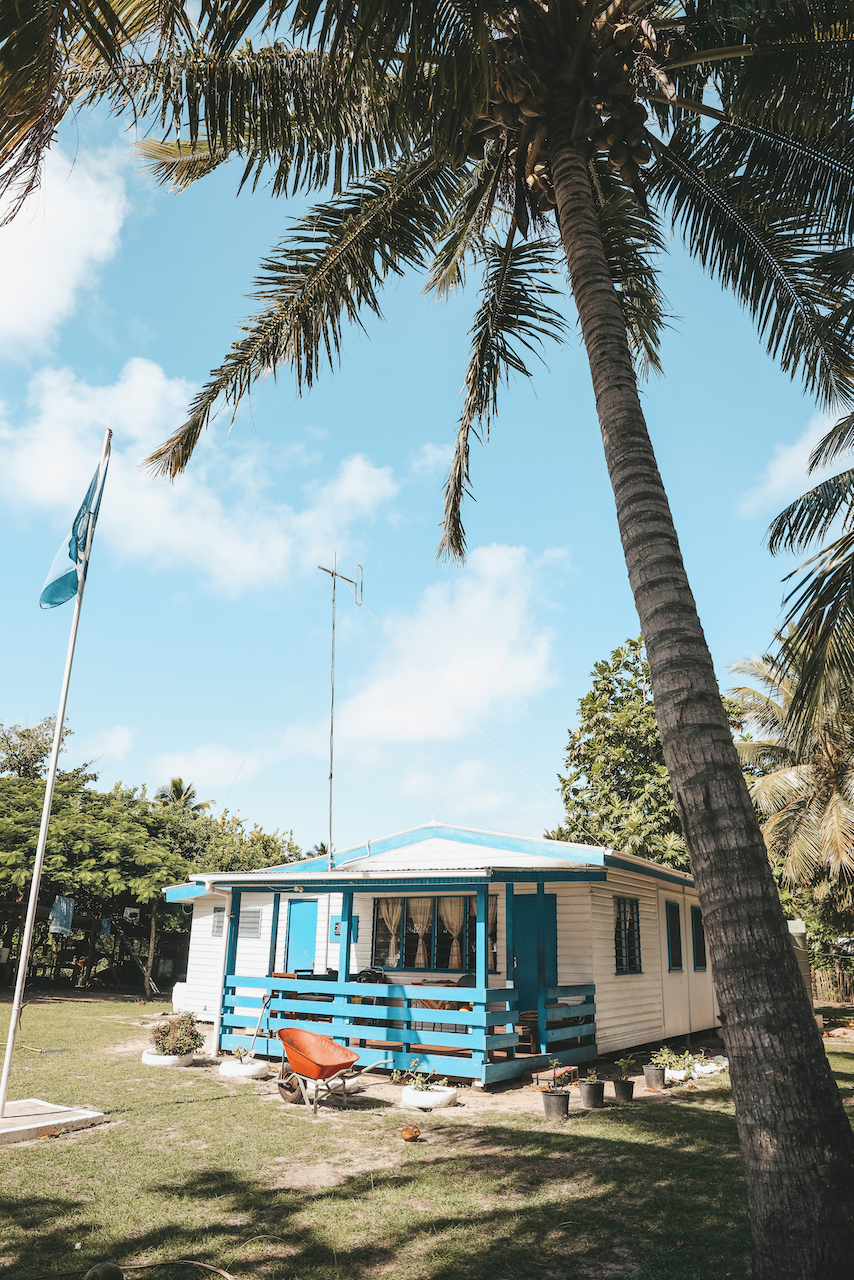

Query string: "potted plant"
[[538, 1058, 571, 1120], [579, 1067, 606, 1109], [397, 1060, 459, 1110], [612, 1055, 636, 1102], [141, 1012, 205, 1067], [643, 1045, 678, 1090], [219, 1043, 269, 1080]]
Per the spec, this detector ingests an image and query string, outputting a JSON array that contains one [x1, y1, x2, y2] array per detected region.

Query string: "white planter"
[[219, 1058, 269, 1080], [400, 1084, 458, 1110], [141, 1050, 195, 1068]]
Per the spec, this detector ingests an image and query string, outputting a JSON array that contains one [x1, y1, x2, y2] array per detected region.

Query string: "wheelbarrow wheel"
[[277, 1072, 305, 1104]]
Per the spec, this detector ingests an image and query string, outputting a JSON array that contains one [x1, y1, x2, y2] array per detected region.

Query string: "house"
[[164, 823, 719, 1086]]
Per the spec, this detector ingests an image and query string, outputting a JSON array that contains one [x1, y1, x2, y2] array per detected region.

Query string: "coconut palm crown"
[[4, 2, 854, 1274], [733, 642, 854, 886]]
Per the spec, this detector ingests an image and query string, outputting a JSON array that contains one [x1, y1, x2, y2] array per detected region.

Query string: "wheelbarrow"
[[276, 1028, 392, 1115]]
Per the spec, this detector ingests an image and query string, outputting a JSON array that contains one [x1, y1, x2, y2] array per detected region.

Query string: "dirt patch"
[[103, 1035, 151, 1056], [265, 1142, 403, 1191]]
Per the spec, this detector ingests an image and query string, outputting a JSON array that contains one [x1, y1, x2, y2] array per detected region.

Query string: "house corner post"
[[214, 890, 238, 1056], [536, 882, 547, 1059], [505, 883, 516, 1058]]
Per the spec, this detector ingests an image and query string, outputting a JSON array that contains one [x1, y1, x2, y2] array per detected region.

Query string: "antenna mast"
[[318, 558, 362, 872]]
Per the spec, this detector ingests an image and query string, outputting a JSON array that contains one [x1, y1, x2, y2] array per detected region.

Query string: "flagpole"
[[0, 429, 111, 1118]]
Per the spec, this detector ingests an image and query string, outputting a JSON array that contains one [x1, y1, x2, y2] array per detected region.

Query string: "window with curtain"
[[372, 895, 498, 972], [614, 897, 641, 974]]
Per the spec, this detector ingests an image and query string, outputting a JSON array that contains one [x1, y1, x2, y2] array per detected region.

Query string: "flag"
[[48, 895, 75, 936], [39, 443, 111, 609]]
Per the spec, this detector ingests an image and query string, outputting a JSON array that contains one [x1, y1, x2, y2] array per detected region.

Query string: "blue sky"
[[0, 109, 834, 852]]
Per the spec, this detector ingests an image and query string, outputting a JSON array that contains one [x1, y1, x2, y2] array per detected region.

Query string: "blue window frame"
[[691, 905, 707, 970], [614, 897, 642, 974], [371, 895, 497, 972], [665, 901, 683, 971]]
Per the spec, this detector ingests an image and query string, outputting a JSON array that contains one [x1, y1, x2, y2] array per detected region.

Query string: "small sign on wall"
[[330, 916, 359, 942]]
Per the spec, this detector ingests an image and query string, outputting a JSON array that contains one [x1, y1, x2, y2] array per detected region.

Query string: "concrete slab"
[[0, 1098, 105, 1144]]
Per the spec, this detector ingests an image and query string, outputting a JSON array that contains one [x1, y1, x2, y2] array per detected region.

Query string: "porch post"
[[217, 889, 240, 1055], [505, 882, 516, 1059], [536, 882, 546, 1058], [338, 890, 354, 981], [268, 893, 281, 976], [475, 885, 488, 989]]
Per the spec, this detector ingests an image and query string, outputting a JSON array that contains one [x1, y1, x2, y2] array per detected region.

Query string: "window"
[[666, 901, 683, 971], [372, 895, 497, 972], [211, 906, 225, 937], [238, 907, 262, 939], [691, 905, 707, 970], [614, 897, 642, 974]]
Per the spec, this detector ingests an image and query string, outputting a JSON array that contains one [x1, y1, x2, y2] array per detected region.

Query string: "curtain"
[[408, 898, 433, 968], [438, 897, 465, 969], [488, 895, 498, 971], [379, 898, 402, 966]]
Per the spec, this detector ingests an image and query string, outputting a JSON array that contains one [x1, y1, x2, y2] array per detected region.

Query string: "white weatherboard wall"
[[183, 894, 228, 1019], [592, 868, 665, 1054]]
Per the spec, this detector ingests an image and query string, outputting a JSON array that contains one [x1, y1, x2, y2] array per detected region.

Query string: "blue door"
[[513, 895, 557, 1012], [285, 900, 318, 972]]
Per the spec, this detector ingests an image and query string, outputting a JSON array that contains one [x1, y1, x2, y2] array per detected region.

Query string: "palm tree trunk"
[[547, 90, 854, 1278]]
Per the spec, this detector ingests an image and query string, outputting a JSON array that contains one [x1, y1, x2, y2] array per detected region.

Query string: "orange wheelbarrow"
[[276, 1028, 392, 1115]]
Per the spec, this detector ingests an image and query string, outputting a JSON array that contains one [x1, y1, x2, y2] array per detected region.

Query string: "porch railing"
[[220, 974, 596, 1084]]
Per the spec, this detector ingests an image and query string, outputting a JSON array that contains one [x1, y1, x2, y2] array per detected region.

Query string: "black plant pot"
[[541, 1090, 569, 1120], [613, 1078, 635, 1102], [579, 1080, 606, 1109], [643, 1065, 665, 1090]]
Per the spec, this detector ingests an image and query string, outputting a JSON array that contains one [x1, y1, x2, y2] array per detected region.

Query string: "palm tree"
[[733, 644, 854, 886], [3, 2, 854, 1271], [154, 777, 211, 814]]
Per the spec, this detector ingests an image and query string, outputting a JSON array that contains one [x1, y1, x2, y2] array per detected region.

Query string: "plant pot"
[[643, 1065, 665, 1090], [541, 1090, 569, 1120], [613, 1078, 635, 1102], [219, 1058, 269, 1079], [579, 1081, 606, 1109], [141, 1050, 194, 1068], [400, 1084, 459, 1111]]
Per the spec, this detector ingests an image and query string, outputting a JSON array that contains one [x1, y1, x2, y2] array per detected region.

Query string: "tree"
[[4, 2, 854, 1271], [732, 643, 854, 887], [0, 717, 72, 780], [154, 777, 212, 813], [183, 810, 302, 873], [548, 638, 689, 868]]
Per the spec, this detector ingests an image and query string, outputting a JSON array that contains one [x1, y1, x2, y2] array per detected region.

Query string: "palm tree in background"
[[3, 1, 854, 1271], [154, 777, 212, 814], [733, 643, 854, 887]]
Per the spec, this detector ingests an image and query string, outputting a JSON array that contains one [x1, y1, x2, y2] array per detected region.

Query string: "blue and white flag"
[[39, 442, 111, 609]]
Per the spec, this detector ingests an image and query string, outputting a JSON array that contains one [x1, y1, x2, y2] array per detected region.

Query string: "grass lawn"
[[0, 999, 850, 1280]]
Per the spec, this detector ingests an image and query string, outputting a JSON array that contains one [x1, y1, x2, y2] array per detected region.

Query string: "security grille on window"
[[238, 907, 262, 939], [614, 897, 641, 974], [372, 895, 497, 972], [211, 906, 225, 937], [691, 905, 707, 970]]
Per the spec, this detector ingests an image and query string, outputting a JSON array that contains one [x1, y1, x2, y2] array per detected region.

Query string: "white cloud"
[[410, 442, 454, 477], [0, 146, 128, 356], [738, 412, 837, 518], [150, 744, 259, 792], [336, 543, 561, 746], [0, 358, 399, 592], [74, 724, 134, 765]]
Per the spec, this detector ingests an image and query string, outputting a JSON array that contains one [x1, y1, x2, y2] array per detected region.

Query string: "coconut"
[[614, 22, 635, 48], [631, 142, 652, 164]]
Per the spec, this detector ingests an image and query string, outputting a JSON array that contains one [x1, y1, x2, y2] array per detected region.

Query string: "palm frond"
[[145, 155, 455, 478], [767, 468, 854, 553], [809, 407, 854, 468], [424, 146, 502, 298], [438, 234, 568, 563], [590, 157, 668, 378], [647, 121, 854, 407], [780, 529, 854, 718]]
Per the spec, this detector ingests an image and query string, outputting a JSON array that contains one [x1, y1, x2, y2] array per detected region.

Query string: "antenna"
[[317, 557, 362, 871]]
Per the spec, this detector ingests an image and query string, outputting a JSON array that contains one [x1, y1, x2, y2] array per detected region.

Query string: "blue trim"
[[605, 855, 694, 889], [163, 882, 209, 902], [185, 870, 607, 895], [268, 893, 280, 976], [665, 900, 683, 972]]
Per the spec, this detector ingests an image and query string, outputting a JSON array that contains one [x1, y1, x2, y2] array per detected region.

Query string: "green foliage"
[[615, 1055, 636, 1079], [154, 776, 212, 812], [547, 638, 690, 869], [0, 717, 72, 780], [185, 809, 302, 873], [150, 1011, 206, 1056]]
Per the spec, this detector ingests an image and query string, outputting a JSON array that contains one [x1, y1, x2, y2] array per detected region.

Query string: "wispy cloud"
[[0, 146, 128, 358], [0, 358, 400, 593], [738, 412, 838, 518], [410, 442, 454, 477]]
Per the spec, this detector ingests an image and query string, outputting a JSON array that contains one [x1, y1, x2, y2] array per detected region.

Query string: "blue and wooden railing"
[[219, 975, 596, 1084]]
